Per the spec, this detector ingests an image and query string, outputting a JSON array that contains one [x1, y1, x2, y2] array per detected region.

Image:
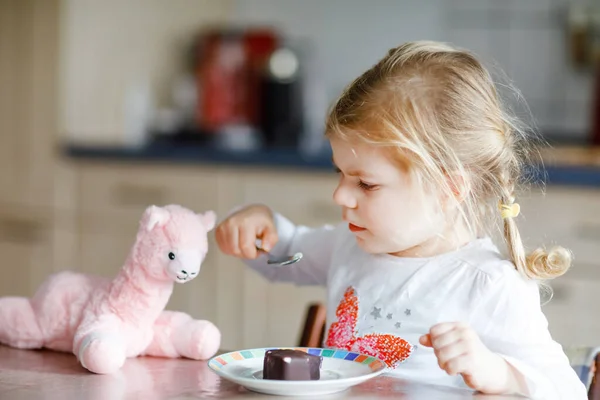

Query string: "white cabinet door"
[[542, 278, 600, 347], [77, 225, 220, 324], [76, 163, 223, 331], [212, 169, 247, 351], [0, 0, 59, 208], [516, 186, 600, 279], [237, 169, 339, 348], [501, 186, 600, 347], [0, 211, 54, 297]]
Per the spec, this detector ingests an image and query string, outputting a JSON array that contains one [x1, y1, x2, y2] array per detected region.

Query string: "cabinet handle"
[[0, 218, 45, 244], [111, 183, 166, 207]]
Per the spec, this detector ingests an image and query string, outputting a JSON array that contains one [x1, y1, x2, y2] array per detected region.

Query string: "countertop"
[[0, 345, 525, 399], [63, 140, 600, 188]]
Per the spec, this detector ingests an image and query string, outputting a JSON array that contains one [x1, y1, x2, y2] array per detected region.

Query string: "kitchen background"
[[0, 0, 599, 352], [61, 0, 596, 149]]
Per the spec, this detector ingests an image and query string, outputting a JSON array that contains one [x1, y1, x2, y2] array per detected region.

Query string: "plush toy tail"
[[0, 297, 44, 349]]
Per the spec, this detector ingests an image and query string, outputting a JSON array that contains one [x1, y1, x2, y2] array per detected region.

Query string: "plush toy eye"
[[168, 252, 175, 260]]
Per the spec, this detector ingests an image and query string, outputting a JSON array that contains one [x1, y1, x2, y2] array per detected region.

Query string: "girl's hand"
[[215, 204, 278, 259], [419, 322, 523, 395]]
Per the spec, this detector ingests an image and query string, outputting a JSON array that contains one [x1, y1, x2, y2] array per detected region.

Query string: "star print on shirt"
[[371, 307, 382, 319], [395, 322, 402, 329], [386, 313, 393, 320], [405, 309, 411, 316]]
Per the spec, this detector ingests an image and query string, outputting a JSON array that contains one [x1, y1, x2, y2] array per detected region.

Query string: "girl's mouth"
[[349, 223, 366, 232]]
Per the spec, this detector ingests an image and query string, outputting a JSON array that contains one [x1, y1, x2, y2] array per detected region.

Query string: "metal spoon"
[[255, 239, 303, 266]]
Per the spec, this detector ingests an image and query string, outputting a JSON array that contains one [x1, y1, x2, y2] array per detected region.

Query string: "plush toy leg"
[[76, 330, 127, 374], [143, 310, 220, 360], [0, 297, 44, 349]]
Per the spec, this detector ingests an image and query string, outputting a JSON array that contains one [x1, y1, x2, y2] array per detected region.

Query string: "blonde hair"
[[325, 40, 570, 281]]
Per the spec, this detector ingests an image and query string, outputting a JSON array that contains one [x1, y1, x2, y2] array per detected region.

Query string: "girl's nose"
[[333, 183, 357, 209]]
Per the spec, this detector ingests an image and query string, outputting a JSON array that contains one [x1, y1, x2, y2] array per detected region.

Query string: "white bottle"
[[123, 79, 155, 148]]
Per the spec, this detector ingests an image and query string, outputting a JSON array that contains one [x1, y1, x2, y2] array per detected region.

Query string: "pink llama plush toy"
[[0, 204, 221, 374]]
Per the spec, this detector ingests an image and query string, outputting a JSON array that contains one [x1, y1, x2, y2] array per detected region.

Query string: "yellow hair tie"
[[498, 200, 520, 219]]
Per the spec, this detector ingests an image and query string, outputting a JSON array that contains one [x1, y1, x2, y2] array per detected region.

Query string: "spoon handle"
[[254, 238, 270, 255]]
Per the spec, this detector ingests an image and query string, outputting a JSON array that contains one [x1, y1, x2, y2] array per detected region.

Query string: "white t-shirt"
[[243, 213, 587, 399]]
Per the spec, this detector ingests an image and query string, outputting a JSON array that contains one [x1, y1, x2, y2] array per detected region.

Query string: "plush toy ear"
[[198, 210, 216, 232], [145, 205, 170, 231]]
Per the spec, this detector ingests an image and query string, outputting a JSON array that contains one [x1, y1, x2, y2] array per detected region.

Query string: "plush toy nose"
[[173, 249, 201, 279]]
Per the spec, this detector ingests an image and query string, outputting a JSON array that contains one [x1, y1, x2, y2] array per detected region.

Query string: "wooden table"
[[0, 345, 525, 399]]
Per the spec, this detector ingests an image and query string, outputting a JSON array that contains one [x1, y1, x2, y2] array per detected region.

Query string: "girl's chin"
[[354, 235, 406, 256], [353, 235, 380, 253]]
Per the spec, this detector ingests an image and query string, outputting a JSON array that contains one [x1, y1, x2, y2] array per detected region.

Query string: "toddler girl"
[[215, 41, 586, 399]]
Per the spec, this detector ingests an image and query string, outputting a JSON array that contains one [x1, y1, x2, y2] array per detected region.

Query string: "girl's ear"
[[445, 172, 471, 204]]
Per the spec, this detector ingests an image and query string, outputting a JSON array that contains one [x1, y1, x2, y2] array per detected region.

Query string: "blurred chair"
[[298, 303, 326, 348], [589, 354, 600, 400], [567, 347, 600, 399]]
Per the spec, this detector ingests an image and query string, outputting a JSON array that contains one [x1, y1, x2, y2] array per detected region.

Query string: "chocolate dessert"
[[262, 349, 322, 380]]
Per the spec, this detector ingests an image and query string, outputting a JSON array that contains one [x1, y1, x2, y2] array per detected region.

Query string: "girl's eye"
[[334, 166, 378, 190], [358, 181, 378, 191]]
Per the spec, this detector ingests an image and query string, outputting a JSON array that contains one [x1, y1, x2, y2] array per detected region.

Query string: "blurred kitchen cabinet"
[[506, 185, 600, 346], [542, 279, 600, 347], [232, 169, 339, 349], [77, 162, 221, 217], [49, 219, 79, 275], [516, 185, 600, 280], [49, 161, 80, 274], [210, 169, 246, 351], [75, 226, 220, 325], [75, 162, 224, 330], [0, 207, 54, 296], [0, 0, 61, 297], [0, 0, 59, 208]]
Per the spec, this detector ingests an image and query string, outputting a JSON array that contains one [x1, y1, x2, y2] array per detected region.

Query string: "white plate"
[[208, 347, 387, 396]]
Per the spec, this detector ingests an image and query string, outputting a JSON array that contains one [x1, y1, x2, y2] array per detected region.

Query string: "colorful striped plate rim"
[[208, 347, 386, 372]]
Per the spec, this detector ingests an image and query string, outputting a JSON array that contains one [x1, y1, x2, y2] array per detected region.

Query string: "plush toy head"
[[137, 204, 216, 284]]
